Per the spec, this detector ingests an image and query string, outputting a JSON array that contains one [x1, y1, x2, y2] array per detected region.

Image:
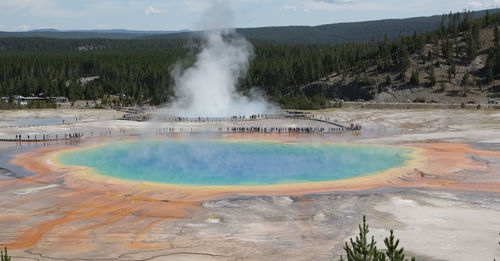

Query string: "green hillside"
[[142, 9, 499, 44], [0, 30, 184, 40], [1, 9, 498, 44], [1, 10, 500, 109]]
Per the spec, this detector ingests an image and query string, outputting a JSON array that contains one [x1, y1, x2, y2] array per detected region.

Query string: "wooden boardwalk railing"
[[151, 114, 357, 131]]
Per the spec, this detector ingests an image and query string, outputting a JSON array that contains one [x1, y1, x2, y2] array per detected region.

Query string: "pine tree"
[[429, 66, 436, 87], [472, 22, 481, 48], [435, 44, 440, 67], [1, 247, 11, 261], [337, 217, 420, 261], [340, 216, 385, 261], [410, 70, 420, 85], [448, 63, 456, 80], [486, 59, 494, 84], [439, 82, 447, 92], [461, 71, 470, 95], [384, 230, 406, 261], [439, 14, 446, 39], [492, 24, 500, 75], [495, 24, 500, 49], [466, 33, 477, 62], [401, 47, 411, 73], [386, 74, 392, 85], [443, 39, 453, 65]]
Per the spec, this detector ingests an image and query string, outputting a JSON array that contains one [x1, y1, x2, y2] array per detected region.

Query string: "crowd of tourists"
[[13, 132, 84, 141], [225, 126, 346, 133], [156, 125, 362, 134], [158, 114, 273, 123]]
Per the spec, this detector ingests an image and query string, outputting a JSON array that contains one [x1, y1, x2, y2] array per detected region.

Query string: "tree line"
[[1, 10, 500, 109]]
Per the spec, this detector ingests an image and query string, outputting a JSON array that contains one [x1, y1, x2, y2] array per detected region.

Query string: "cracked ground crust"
[[1, 109, 500, 261]]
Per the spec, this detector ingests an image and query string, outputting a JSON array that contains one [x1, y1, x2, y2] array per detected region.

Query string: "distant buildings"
[[65, 76, 100, 87], [1, 95, 68, 106]]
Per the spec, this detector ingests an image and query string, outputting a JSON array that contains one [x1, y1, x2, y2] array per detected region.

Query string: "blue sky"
[[0, 0, 498, 31]]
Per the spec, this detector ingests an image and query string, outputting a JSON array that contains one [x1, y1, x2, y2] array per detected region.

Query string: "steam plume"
[[165, 3, 274, 117]]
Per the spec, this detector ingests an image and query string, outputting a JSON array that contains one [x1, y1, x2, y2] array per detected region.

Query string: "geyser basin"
[[55, 140, 412, 186]]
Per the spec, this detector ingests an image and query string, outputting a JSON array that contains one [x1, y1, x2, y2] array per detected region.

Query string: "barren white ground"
[[0, 108, 499, 261]]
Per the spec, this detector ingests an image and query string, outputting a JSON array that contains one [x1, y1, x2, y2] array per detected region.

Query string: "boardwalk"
[[156, 126, 352, 134], [0, 133, 84, 142], [0, 113, 361, 143], [151, 113, 359, 131]]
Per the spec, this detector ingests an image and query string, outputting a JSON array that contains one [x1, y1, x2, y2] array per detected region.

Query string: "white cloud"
[[0, 0, 83, 18], [0, 0, 49, 10], [128, 1, 141, 7], [96, 24, 110, 29], [127, 25, 188, 31], [311, 0, 359, 6], [182, 0, 211, 13], [467, 1, 483, 7], [145, 6, 168, 15], [303, 0, 387, 11], [281, 5, 297, 11], [16, 25, 31, 31], [477, 0, 500, 8]]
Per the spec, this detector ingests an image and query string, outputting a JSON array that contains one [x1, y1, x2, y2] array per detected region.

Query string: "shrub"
[[1, 247, 11, 261], [410, 70, 420, 85], [338, 216, 417, 261], [439, 82, 447, 92]]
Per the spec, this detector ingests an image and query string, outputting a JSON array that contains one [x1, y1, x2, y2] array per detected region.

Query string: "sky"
[[0, 0, 499, 32]]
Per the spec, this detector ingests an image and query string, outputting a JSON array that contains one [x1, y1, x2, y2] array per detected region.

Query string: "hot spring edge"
[[54, 140, 414, 186]]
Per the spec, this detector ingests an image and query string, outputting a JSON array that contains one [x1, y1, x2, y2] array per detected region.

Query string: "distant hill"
[[141, 9, 500, 44], [0, 29, 187, 40], [301, 21, 500, 105], [1, 9, 499, 44]]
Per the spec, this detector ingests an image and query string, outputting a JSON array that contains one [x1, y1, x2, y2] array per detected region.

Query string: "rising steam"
[[156, 2, 275, 117], [167, 30, 273, 117]]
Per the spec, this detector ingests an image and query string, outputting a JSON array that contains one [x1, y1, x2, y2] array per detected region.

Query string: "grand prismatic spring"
[[1, 110, 500, 261], [55, 140, 412, 186]]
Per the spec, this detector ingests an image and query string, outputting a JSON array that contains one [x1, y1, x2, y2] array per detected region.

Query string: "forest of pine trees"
[[1, 10, 499, 109]]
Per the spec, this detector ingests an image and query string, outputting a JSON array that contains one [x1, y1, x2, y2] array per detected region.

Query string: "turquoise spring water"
[[55, 140, 412, 186]]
